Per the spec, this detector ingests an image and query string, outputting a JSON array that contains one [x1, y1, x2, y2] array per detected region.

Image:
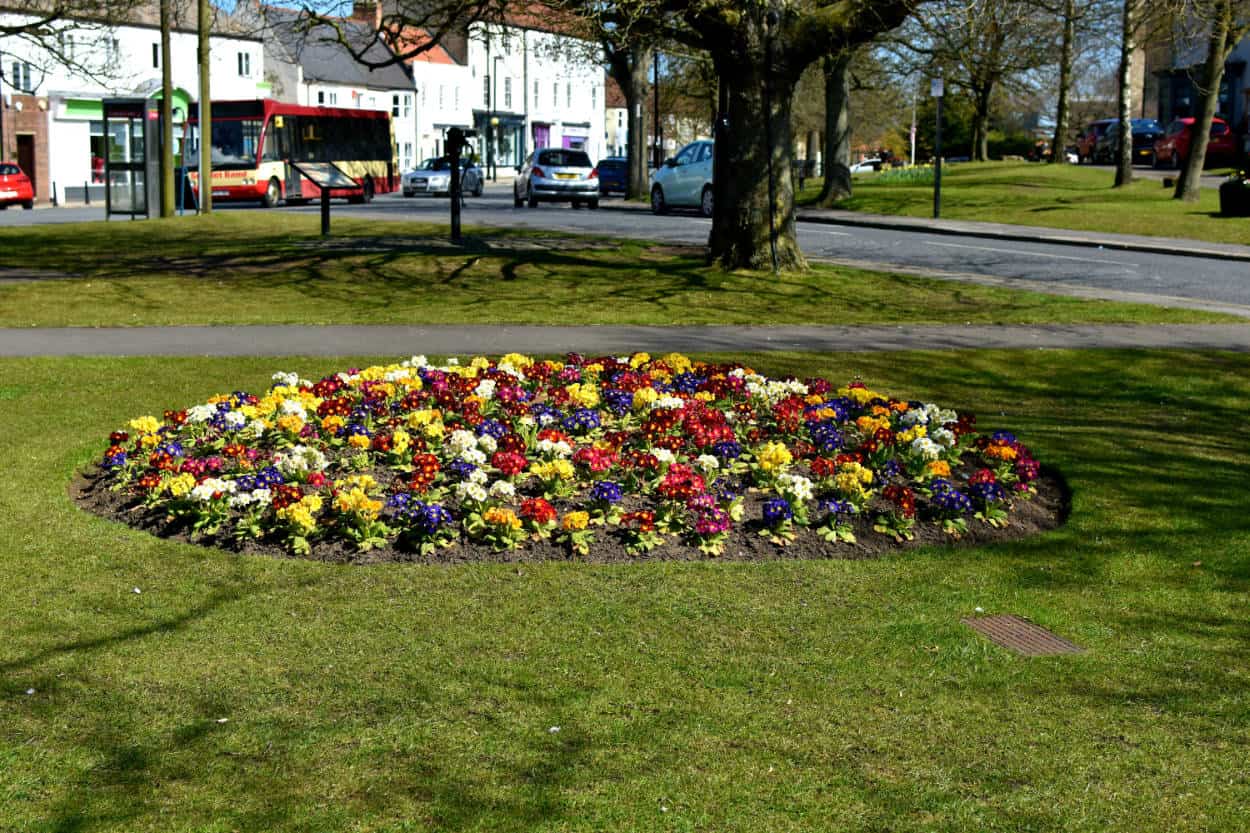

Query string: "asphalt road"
[[5, 186, 1250, 316]]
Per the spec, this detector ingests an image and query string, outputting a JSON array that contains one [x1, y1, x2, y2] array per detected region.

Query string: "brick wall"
[[1, 95, 51, 204]]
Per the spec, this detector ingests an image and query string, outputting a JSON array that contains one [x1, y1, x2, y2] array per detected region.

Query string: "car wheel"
[[651, 185, 667, 215], [527, 184, 538, 208], [513, 189, 523, 207], [261, 177, 281, 208], [588, 198, 599, 210], [1149, 152, 1159, 169], [473, 179, 483, 197], [700, 186, 713, 218], [571, 199, 582, 209], [22, 200, 33, 210]]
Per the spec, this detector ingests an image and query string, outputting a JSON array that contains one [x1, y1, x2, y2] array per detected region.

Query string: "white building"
[[0, 3, 265, 202], [408, 44, 473, 164], [261, 9, 418, 172], [465, 19, 605, 169]]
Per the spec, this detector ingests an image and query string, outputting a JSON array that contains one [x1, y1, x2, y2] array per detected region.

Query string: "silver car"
[[402, 158, 483, 197], [514, 148, 599, 208]]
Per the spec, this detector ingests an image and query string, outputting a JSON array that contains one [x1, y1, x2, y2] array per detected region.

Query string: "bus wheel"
[[261, 178, 281, 208]]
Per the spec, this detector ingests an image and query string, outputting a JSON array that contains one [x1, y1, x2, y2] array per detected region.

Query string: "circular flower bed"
[[77, 353, 1064, 563]]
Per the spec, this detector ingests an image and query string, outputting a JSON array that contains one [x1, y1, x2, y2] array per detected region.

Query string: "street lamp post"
[[492, 55, 503, 182]]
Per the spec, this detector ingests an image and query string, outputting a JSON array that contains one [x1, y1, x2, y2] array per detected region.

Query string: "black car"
[[596, 156, 628, 194], [1095, 119, 1164, 165]]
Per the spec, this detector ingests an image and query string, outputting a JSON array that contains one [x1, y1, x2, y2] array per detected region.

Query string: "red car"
[[1152, 117, 1237, 169], [0, 161, 34, 209]]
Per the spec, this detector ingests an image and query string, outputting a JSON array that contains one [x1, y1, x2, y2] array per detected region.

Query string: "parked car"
[[849, 157, 882, 173], [0, 161, 35, 209], [596, 156, 628, 194], [649, 139, 714, 216], [402, 157, 483, 197], [513, 148, 599, 208], [1152, 117, 1237, 169], [1095, 119, 1164, 164], [1075, 119, 1115, 163]]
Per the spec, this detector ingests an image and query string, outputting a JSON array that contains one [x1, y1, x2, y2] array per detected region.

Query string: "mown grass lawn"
[[799, 161, 1250, 247], [2, 349, 1247, 831], [0, 212, 1237, 327]]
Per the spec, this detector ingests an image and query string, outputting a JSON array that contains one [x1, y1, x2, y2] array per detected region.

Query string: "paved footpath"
[[1, 323, 1247, 357]]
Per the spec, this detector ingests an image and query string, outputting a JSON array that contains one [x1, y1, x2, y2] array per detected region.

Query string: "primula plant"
[[92, 352, 1046, 560]]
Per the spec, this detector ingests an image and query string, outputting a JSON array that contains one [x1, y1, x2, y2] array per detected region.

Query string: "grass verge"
[[2, 350, 1248, 831], [799, 161, 1250, 247], [0, 212, 1236, 326]]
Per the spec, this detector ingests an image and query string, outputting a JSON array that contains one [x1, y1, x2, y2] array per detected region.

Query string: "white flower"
[[404, 355, 429, 369], [278, 399, 306, 417], [274, 445, 328, 476], [448, 429, 477, 455], [537, 412, 556, 426], [696, 454, 720, 473], [930, 427, 956, 448], [651, 395, 685, 411], [537, 439, 572, 458], [477, 434, 498, 454], [190, 478, 236, 502], [900, 408, 929, 426], [456, 481, 487, 503], [187, 404, 217, 424], [460, 447, 487, 466], [911, 437, 942, 461], [474, 379, 497, 400], [222, 411, 247, 429], [777, 473, 814, 502], [245, 419, 268, 439], [652, 448, 676, 465], [229, 488, 272, 508], [384, 369, 411, 382], [489, 481, 516, 501], [271, 371, 300, 388], [468, 468, 489, 485], [445, 357, 460, 366]]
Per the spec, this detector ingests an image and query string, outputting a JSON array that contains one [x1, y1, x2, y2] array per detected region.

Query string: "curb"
[[795, 211, 1250, 264]]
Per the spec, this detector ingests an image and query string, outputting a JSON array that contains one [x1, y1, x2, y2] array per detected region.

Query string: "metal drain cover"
[[962, 614, 1083, 656]]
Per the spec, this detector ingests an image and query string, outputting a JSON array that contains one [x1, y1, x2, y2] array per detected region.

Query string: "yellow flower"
[[694, 391, 715, 402], [897, 425, 926, 444], [165, 472, 196, 497], [333, 488, 382, 521], [277, 495, 322, 534], [140, 434, 161, 449], [565, 382, 600, 408], [561, 511, 589, 531], [632, 387, 659, 411], [856, 415, 890, 436], [756, 441, 793, 473], [391, 428, 411, 455], [348, 434, 372, 450], [629, 351, 651, 369], [500, 352, 534, 370], [530, 459, 575, 481], [985, 443, 1018, 461], [583, 362, 604, 374], [834, 462, 874, 497], [335, 474, 378, 492], [484, 507, 522, 530], [925, 460, 952, 478], [128, 415, 162, 435], [321, 415, 345, 435], [661, 352, 693, 374], [839, 386, 882, 406], [277, 414, 305, 434]]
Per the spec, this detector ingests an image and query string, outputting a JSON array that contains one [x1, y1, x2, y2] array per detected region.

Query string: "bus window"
[[261, 117, 287, 162], [210, 119, 262, 167]]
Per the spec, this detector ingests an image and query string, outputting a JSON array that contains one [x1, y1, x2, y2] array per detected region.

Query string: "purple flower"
[[589, 481, 623, 504], [762, 498, 792, 525], [693, 506, 731, 535]]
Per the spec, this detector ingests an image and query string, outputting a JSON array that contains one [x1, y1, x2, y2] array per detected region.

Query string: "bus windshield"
[[187, 119, 263, 168]]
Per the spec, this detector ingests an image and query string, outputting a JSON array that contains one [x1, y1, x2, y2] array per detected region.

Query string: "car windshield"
[[419, 158, 451, 171], [0, 163, 20, 175], [1130, 119, 1161, 132], [537, 150, 591, 168]]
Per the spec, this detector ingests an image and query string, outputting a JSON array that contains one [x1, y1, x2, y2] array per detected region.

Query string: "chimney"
[[351, 1, 380, 26]]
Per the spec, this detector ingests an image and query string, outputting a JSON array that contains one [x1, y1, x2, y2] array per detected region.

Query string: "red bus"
[[186, 99, 396, 206]]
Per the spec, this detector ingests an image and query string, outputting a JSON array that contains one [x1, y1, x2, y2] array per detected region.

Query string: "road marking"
[[805, 229, 853, 236], [928, 240, 1137, 266]]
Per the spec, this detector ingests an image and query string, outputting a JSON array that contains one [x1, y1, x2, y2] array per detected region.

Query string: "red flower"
[[492, 451, 529, 477], [409, 453, 441, 493], [520, 497, 557, 525], [620, 510, 656, 532]]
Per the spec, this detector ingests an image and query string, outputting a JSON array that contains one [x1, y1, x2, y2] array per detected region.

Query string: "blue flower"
[[877, 459, 902, 479], [589, 481, 623, 504], [807, 421, 844, 452], [819, 498, 856, 517], [256, 466, 284, 487], [156, 441, 184, 458], [929, 480, 972, 515], [602, 389, 634, 415], [103, 452, 127, 468], [991, 430, 1017, 444], [446, 460, 478, 481], [712, 440, 742, 460], [970, 481, 1007, 505], [672, 372, 706, 394], [562, 408, 601, 434], [762, 498, 793, 525], [476, 419, 508, 439]]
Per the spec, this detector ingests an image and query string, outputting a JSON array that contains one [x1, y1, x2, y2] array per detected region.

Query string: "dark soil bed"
[[71, 466, 1069, 566]]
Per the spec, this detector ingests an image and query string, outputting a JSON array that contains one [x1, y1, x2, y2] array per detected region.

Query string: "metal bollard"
[[84, 181, 90, 206], [51, 182, 58, 207]]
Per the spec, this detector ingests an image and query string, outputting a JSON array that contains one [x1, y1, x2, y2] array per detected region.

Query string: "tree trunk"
[[1050, 0, 1075, 164], [608, 42, 652, 201], [1175, 0, 1231, 202], [708, 61, 803, 271], [159, 0, 174, 217], [816, 51, 852, 206], [1113, 0, 1135, 187], [197, 0, 212, 213], [971, 84, 992, 161]]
